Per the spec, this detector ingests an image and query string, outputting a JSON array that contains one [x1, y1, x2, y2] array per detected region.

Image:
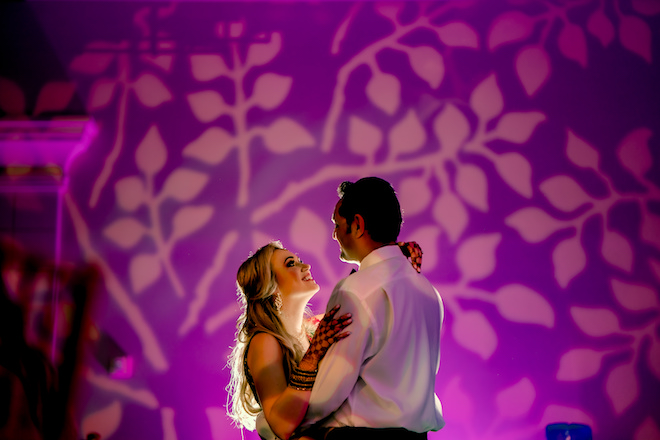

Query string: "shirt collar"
[[358, 244, 402, 271]]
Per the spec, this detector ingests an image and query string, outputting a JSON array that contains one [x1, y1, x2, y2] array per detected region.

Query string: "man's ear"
[[353, 214, 366, 238]]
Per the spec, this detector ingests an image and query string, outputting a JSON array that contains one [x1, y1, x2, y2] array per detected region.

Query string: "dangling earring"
[[273, 292, 283, 314]]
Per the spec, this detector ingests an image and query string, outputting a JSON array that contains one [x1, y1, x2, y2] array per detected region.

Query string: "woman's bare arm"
[[248, 333, 310, 439], [248, 306, 351, 440]]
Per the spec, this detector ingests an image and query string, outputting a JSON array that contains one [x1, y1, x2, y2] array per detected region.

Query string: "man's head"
[[332, 177, 402, 263]]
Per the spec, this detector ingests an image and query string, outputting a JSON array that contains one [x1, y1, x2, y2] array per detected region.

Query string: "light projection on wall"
[[1, 1, 658, 439]]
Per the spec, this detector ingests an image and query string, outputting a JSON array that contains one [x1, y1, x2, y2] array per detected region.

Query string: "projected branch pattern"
[[2, 1, 655, 439]]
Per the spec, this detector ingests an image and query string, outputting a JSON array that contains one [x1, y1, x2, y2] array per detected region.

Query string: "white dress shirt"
[[303, 245, 445, 432]]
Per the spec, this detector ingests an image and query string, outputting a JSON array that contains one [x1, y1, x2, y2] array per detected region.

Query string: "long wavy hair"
[[226, 241, 312, 431]]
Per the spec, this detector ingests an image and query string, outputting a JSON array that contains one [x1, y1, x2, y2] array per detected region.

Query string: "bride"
[[227, 241, 351, 440]]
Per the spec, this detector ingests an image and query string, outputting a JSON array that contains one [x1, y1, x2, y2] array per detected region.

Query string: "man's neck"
[[356, 241, 395, 263]]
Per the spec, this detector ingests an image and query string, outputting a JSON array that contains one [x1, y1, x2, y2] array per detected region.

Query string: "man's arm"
[[304, 286, 376, 426]]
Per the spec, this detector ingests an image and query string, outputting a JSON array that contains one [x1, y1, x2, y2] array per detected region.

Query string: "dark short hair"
[[337, 177, 402, 243]]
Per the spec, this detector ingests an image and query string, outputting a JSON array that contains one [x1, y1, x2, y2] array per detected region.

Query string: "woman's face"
[[270, 249, 319, 298]]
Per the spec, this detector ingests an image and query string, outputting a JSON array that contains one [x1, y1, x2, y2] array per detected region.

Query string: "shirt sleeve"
[[303, 283, 376, 426]]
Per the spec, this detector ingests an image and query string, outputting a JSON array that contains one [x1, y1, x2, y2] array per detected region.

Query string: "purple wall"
[[1, 1, 659, 439]]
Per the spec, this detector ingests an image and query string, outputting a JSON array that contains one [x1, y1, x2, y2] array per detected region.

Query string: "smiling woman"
[[271, 249, 320, 311], [226, 241, 352, 440]]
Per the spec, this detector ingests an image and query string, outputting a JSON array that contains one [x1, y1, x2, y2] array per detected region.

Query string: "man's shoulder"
[[360, 256, 438, 296], [336, 260, 400, 297]]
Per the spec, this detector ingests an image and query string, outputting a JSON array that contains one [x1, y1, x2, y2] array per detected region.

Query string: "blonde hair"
[[226, 241, 312, 431]]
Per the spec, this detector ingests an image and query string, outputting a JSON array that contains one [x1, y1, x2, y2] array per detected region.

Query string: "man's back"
[[305, 245, 445, 432]]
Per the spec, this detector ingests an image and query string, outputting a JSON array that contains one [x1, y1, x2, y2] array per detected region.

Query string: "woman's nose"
[[298, 261, 310, 270]]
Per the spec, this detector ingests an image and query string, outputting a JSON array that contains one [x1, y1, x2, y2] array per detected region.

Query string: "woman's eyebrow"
[[284, 256, 294, 263]]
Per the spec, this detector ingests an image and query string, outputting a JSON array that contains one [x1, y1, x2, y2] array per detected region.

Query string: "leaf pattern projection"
[[33, 1, 659, 439]]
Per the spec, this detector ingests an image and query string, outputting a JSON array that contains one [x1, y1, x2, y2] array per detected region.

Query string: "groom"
[[298, 177, 445, 440]]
